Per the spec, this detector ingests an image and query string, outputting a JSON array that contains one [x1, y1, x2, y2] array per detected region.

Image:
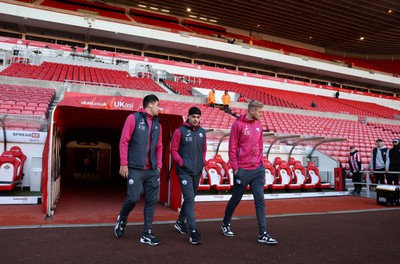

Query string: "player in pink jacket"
[[221, 100, 278, 245]]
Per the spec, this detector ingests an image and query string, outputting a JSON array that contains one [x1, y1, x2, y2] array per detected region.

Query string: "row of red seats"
[[368, 122, 400, 134], [164, 80, 193, 96], [26, 1, 399, 74], [132, 16, 191, 33], [230, 107, 398, 164], [0, 84, 54, 117], [366, 60, 400, 75], [0, 62, 166, 93], [130, 8, 179, 23], [198, 155, 330, 192], [193, 77, 399, 119], [0, 146, 26, 191], [162, 99, 397, 168], [160, 100, 235, 129], [0, 108, 47, 118], [181, 19, 227, 33], [40, 0, 131, 22], [268, 157, 330, 191]]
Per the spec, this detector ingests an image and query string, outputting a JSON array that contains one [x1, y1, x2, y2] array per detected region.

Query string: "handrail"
[[348, 170, 400, 198]]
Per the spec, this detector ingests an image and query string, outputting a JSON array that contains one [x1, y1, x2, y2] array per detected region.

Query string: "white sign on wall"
[[0, 131, 47, 143]]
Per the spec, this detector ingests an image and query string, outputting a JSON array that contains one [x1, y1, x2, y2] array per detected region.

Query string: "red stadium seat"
[[288, 157, 296, 171], [263, 158, 276, 190], [0, 151, 22, 191], [270, 160, 293, 191], [279, 160, 302, 190], [293, 161, 316, 190], [225, 162, 234, 188], [213, 154, 229, 181], [198, 168, 211, 191], [307, 162, 331, 191], [206, 160, 231, 191], [198, 166, 211, 191], [10, 146, 27, 180], [273, 157, 282, 170]]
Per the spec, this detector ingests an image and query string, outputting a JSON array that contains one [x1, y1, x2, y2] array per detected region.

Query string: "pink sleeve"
[[258, 124, 264, 163], [228, 122, 239, 171], [156, 124, 163, 169], [203, 132, 207, 164], [119, 114, 136, 166], [171, 128, 183, 166]]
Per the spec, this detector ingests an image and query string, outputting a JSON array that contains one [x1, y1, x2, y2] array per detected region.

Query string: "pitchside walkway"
[[1, 182, 400, 264], [1, 194, 400, 264], [0, 187, 391, 228]]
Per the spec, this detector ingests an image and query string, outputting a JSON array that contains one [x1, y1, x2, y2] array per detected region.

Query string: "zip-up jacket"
[[208, 91, 215, 104], [221, 94, 231, 106], [370, 146, 388, 170], [229, 115, 264, 171], [171, 121, 207, 175], [119, 109, 162, 170], [349, 150, 362, 172], [387, 145, 400, 167]]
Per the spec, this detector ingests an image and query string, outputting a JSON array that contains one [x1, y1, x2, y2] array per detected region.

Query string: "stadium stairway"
[[158, 80, 176, 94]]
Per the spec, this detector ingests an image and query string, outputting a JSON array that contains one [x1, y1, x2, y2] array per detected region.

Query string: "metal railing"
[[64, 79, 120, 88], [350, 170, 400, 198]]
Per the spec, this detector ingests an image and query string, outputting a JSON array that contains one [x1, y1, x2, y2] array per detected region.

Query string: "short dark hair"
[[143, 94, 159, 108]]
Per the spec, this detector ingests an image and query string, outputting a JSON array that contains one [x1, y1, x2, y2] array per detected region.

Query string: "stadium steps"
[[157, 80, 175, 94]]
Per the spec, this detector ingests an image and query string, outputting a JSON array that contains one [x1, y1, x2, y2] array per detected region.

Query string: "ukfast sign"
[[75, 96, 137, 111]]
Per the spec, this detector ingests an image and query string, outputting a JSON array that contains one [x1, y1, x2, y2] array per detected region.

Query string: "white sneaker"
[[221, 224, 234, 237], [258, 232, 278, 245]]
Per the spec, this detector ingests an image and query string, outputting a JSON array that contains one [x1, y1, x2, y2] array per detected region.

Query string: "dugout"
[[41, 92, 184, 216], [168, 130, 347, 210]]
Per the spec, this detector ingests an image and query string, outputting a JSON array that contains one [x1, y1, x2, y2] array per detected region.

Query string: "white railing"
[[64, 79, 120, 88], [350, 170, 400, 198]]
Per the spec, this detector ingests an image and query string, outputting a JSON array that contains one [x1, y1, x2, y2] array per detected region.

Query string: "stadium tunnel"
[[41, 92, 184, 216]]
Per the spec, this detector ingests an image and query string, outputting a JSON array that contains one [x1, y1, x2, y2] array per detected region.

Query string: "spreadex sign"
[[0, 131, 46, 143]]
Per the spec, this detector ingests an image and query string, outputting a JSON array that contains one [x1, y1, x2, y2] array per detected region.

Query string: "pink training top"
[[171, 121, 207, 167], [228, 115, 264, 171], [119, 108, 163, 169]]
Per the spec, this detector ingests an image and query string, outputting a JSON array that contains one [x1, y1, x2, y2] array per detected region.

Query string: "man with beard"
[[221, 100, 277, 245], [114, 94, 163, 246], [171, 106, 206, 245]]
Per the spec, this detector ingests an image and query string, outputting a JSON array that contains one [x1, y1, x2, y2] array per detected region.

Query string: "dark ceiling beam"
[[110, 0, 400, 55]]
